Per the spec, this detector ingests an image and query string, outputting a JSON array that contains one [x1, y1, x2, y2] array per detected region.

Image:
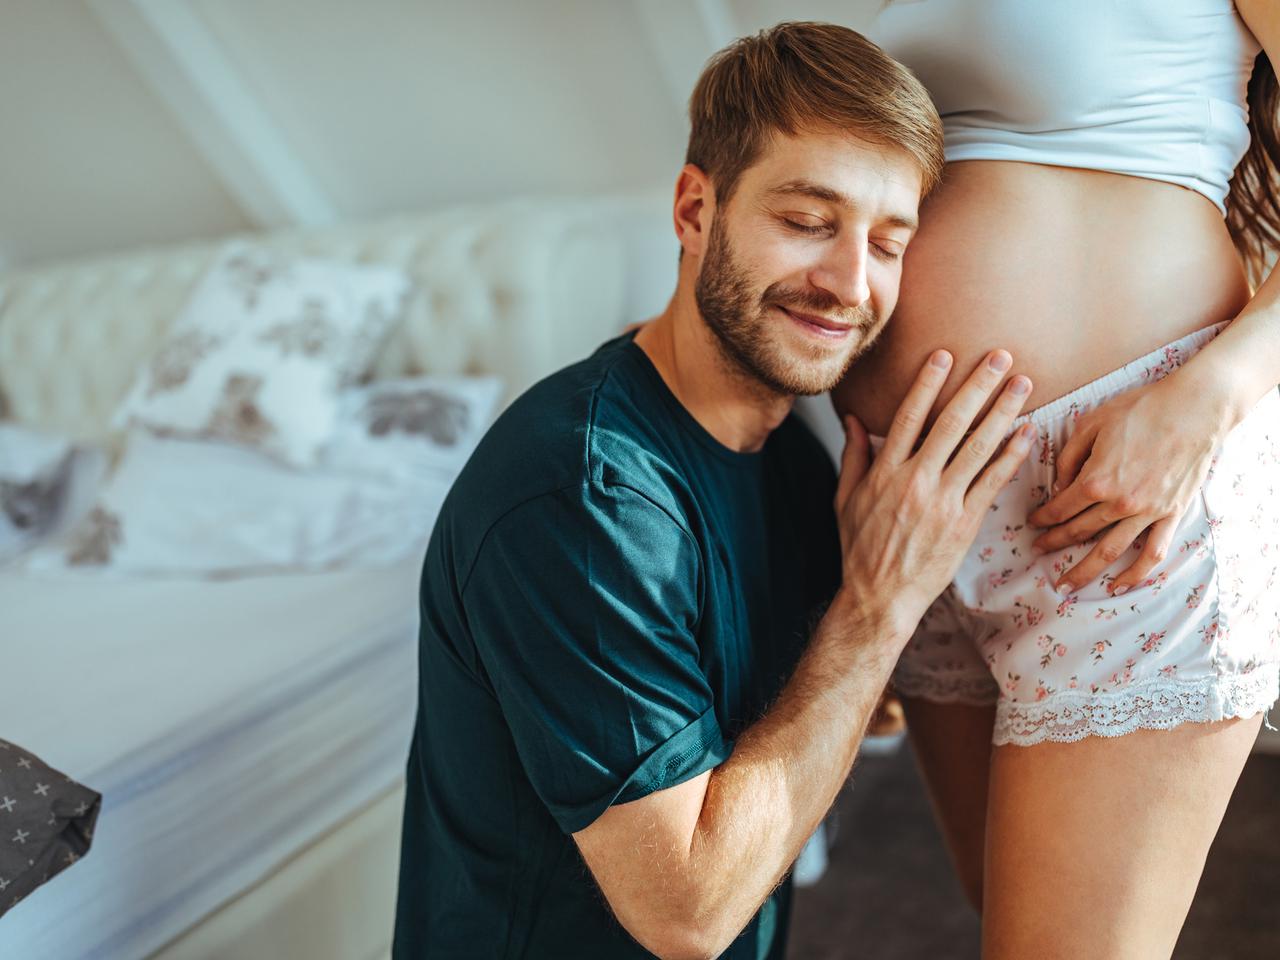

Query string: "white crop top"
[[870, 0, 1262, 214]]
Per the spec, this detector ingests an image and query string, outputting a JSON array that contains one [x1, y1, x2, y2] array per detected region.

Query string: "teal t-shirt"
[[393, 331, 840, 959]]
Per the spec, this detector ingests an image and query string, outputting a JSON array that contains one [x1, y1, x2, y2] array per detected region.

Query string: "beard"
[[694, 213, 880, 397]]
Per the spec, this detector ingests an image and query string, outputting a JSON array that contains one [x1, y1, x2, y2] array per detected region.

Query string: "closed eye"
[[870, 243, 902, 262], [784, 219, 829, 235]]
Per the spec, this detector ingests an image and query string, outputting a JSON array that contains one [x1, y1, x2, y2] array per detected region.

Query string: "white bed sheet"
[[0, 559, 422, 959]]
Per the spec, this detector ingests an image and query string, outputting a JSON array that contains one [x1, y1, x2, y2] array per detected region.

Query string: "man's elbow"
[[624, 907, 741, 960], [632, 927, 726, 960]]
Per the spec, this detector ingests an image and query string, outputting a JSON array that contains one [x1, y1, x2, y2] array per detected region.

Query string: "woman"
[[831, 1, 1280, 956]]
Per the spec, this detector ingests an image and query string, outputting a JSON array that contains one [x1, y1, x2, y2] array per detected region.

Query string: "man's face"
[[693, 130, 922, 396]]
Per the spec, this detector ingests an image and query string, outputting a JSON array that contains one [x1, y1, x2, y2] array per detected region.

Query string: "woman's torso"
[[833, 0, 1259, 434], [834, 162, 1252, 434]]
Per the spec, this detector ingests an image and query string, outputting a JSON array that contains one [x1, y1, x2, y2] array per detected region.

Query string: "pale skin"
[[830, 3, 1280, 957], [1026, 0, 1280, 588], [572, 131, 1037, 960]]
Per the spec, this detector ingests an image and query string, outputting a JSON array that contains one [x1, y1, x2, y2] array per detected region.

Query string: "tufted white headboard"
[[0, 194, 662, 445]]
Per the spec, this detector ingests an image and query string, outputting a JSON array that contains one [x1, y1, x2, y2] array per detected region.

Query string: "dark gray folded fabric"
[[0, 739, 101, 918]]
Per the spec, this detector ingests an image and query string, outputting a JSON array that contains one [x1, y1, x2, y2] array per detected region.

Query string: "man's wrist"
[[824, 586, 915, 654]]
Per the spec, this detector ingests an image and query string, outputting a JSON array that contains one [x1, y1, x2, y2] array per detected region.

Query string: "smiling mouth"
[[776, 304, 858, 337]]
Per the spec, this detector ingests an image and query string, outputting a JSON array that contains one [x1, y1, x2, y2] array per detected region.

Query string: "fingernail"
[[1112, 584, 1129, 596], [931, 350, 952, 368], [1057, 581, 1073, 595], [1009, 376, 1030, 395], [989, 351, 1012, 372]]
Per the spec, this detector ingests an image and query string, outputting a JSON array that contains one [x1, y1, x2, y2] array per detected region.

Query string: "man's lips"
[[776, 304, 857, 335]]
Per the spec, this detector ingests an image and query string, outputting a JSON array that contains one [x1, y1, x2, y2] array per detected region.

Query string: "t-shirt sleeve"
[[461, 482, 729, 834]]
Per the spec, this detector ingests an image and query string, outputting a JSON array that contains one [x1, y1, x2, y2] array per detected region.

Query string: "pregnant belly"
[[832, 162, 1252, 437]]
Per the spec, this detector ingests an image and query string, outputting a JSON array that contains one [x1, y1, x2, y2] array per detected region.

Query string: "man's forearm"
[[579, 350, 1033, 959], [681, 590, 909, 948]]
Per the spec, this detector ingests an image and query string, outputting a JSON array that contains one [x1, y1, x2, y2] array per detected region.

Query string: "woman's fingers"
[[1108, 516, 1178, 596], [1055, 514, 1150, 594], [877, 350, 954, 466], [1027, 470, 1104, 529], [915, 350, 1015, 472], [944, 375, 1033, 489], [1031, 501, 1118, 553], [1048, 417, 1098, 494]]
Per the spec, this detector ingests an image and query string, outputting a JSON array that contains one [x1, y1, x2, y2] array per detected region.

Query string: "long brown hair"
[[1227, 53, 1280, 285]]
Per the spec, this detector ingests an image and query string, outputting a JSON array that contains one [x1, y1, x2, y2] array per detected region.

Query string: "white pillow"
[[0, 425, 108, 563], [22, 377, 502, 578], [20, 431, 421, 577], [321, 374, 504, 480], [108, 242, 412, 468]]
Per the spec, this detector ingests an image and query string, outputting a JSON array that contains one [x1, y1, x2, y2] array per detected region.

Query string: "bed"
[[0, 191, 674, 959]]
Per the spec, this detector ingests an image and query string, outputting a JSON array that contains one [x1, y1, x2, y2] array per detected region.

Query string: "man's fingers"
[[964, 422, 1035, 516], [915, 350, 1014, 471], [877, 350, 953, 467], [945, 375, 1032, 488], [836, 413, 870, 510]]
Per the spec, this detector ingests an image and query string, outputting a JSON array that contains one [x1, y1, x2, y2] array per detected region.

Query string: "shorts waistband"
[[1011, 320, 1229, 429], [865, 321, 1230, 447]]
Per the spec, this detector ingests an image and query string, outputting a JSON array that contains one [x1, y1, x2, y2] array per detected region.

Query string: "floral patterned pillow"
[[0, 425, 107, 564], [108, 243, 413, 467], [0, 426, 71, 548], [320, 375, 504, 481], [19, 429, 418, 576], [18, 378, 503, 577]]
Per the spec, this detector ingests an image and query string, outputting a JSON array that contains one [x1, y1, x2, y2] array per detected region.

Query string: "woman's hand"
[[1026, 372, 1233, 596]]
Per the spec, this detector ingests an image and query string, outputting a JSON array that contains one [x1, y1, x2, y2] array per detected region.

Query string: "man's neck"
[[633, 285, 794, 455]]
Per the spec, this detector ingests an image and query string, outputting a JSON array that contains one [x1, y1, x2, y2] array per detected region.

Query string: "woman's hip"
[[888, 322, 1280, 744]]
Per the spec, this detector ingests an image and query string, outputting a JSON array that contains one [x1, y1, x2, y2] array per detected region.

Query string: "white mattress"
[[0, 559, 422, 959]]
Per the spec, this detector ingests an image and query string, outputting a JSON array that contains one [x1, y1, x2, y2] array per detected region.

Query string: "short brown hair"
[[686, 21, 944, 205]]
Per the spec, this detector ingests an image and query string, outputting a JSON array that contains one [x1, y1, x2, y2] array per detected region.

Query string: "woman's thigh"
[[900, 695, 996, 912], [982, 715, 1263, 960]]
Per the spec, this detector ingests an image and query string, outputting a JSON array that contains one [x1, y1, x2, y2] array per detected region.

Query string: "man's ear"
[[673, 164, 715, 259]]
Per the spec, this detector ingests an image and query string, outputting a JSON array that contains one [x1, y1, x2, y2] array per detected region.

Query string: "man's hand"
[[835, 349, 1035, 639]]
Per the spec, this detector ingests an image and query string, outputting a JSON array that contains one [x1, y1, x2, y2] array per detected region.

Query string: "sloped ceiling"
[[0, 0, 252, 270], [0, 0, 881, 271]]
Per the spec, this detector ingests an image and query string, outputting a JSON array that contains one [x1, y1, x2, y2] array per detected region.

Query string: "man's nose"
[[809, 233, 870, 309]]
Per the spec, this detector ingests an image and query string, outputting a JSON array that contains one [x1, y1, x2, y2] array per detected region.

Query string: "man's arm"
[[573, 350, 1035, 960], [573, 595, 906, 959]]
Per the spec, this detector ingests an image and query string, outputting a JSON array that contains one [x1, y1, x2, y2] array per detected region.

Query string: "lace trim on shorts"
[[993, 664, 1280, 746], [892, 669, 999, 707]]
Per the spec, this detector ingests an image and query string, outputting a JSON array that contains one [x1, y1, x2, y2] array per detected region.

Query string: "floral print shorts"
[[875, 322, 1280, 746]]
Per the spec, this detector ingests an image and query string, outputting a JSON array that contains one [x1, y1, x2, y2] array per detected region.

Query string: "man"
[[393, 21, 1036, 960]]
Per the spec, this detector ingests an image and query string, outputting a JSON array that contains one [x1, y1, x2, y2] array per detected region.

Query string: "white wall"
[[0, 0, 885, 271], [0, 0, 251, 268]]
